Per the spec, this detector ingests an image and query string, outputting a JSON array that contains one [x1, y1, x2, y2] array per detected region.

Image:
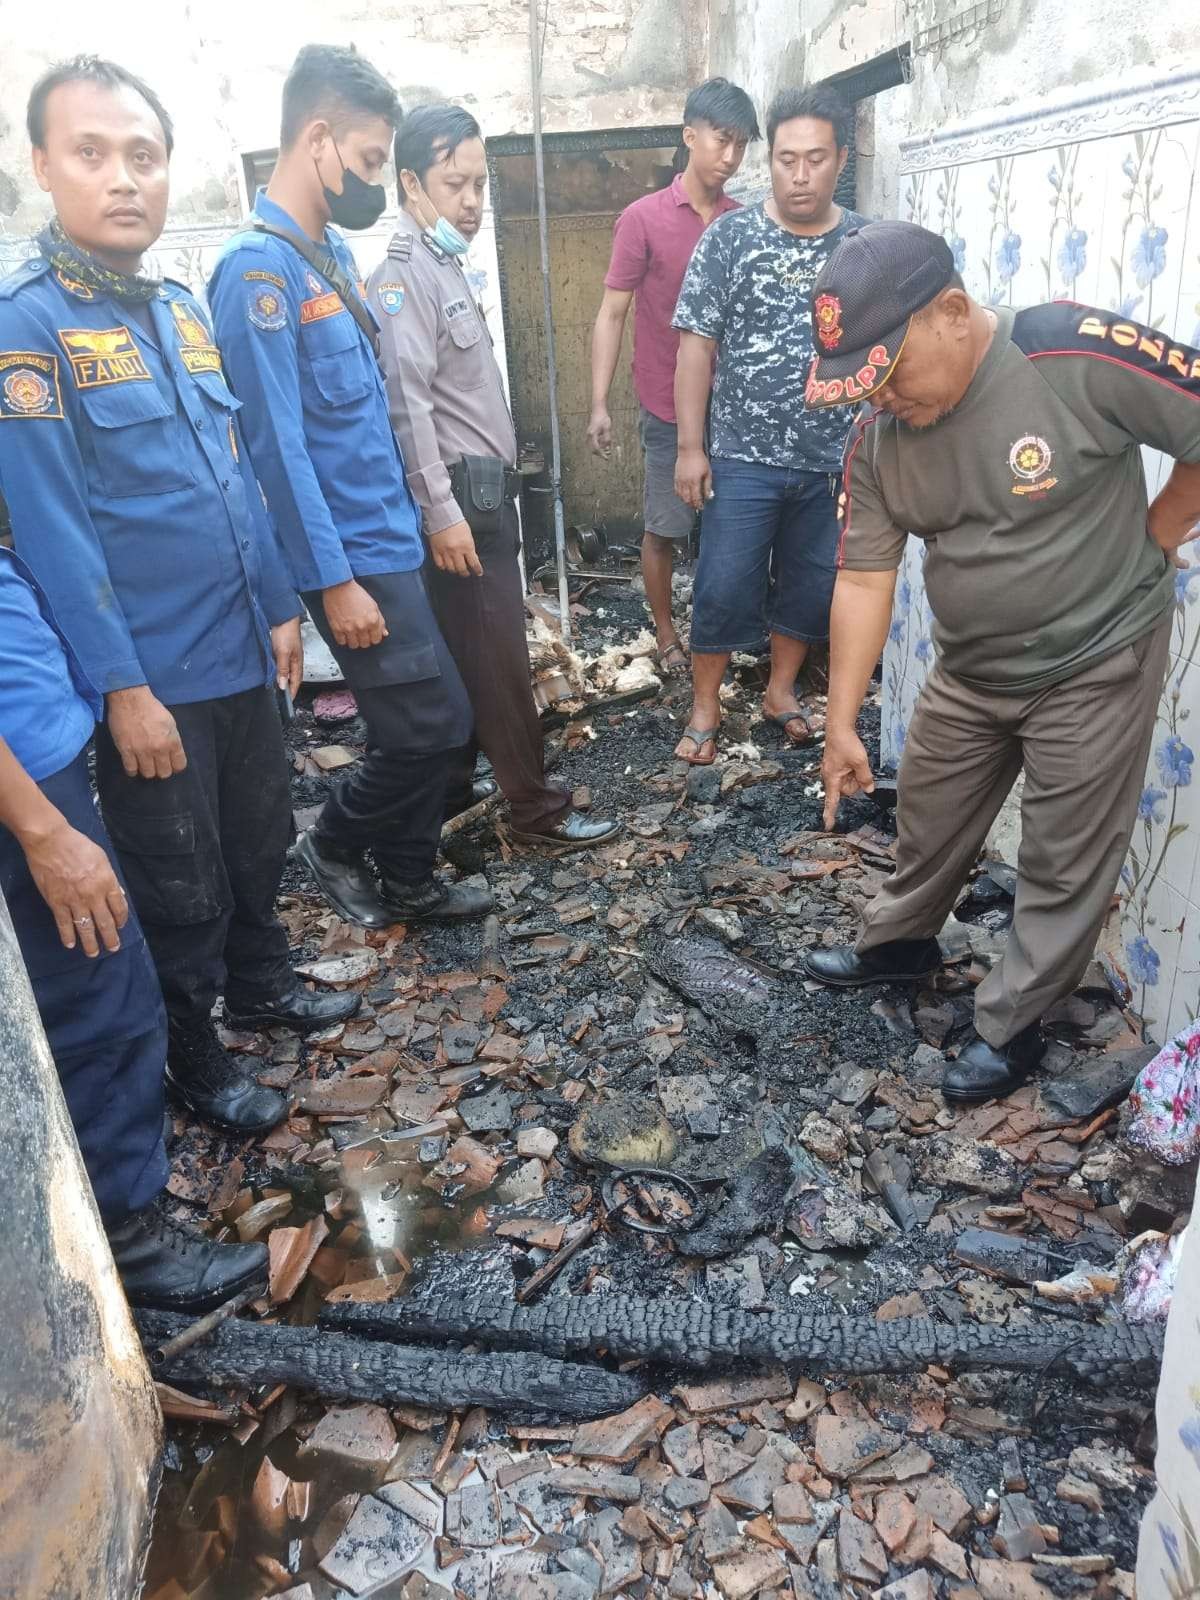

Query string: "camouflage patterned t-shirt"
[[673, 202, 864, 472]]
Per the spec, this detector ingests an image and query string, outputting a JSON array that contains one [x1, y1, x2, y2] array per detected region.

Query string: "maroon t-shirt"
[[604, 174, 739, 423]]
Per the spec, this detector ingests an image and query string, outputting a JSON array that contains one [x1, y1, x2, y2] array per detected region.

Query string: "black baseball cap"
[[805, 221, 956, 409]]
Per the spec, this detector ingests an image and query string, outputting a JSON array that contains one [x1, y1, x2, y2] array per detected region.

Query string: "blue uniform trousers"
[[0, 749, 169, 1223]]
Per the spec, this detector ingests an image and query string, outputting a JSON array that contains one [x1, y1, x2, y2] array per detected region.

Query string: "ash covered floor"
[[143, 572, 1184, 1600]]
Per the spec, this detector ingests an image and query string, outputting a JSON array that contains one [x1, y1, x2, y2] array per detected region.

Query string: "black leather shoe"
[[291, 828, 394, 929], [224, 979, 361, 1034], [380, 875, 494, 922], [166, 1019, 287, 1135], [108, 1204, 268, 1313], [508, 813, 622, 852], [804, 937, 943, 987], [444, 778, 499, 822], [943, 1024, 1046, 1105]]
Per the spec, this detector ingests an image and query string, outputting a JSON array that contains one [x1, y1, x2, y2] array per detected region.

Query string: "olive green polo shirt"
[[839, 303, 1200, 692]]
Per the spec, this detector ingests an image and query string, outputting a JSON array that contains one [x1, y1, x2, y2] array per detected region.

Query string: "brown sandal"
[[674, 725, 719, 765], [763, 710, 814, 747], [656, 640, 689, 676]]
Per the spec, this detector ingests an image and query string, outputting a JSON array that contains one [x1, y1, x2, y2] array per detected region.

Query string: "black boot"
[[942, 1024, 1046, 1105], [108, 1204, 267, 1313], [379, 874, 493, 922], [508, 813, 623, 851], [290, 828, 394, 930], [445, 777, 499, 821], [804, 937, 943, 987], [224, 977, 362, 1034], [166, 1018, 287, 1135]]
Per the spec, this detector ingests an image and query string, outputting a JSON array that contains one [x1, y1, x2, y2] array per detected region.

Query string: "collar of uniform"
[[669, 172, 737, 218]]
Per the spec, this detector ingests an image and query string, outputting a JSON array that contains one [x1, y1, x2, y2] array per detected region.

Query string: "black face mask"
[[318, 142, 387, 231]]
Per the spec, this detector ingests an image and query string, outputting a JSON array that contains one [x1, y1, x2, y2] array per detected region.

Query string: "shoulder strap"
[[247, 219, 380, 358]]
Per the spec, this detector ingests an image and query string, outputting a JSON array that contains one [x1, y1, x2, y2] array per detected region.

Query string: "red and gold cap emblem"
[[814, 293, 844, 351]]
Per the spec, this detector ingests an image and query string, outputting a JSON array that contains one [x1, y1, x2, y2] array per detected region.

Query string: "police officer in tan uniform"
[[369, 104, 618, 852]]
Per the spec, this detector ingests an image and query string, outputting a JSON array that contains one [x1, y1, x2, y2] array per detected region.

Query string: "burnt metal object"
[[150, 1283, 262, 1365], [319, 1293, 1164, 1387], [137, 1310, 647, 1420], [646, 936, 776, 1038], [601, 1168, 707, 1235]]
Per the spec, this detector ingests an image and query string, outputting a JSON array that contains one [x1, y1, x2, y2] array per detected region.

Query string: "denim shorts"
[[639, 407, 697, 541], [689, 458, 840, 653]]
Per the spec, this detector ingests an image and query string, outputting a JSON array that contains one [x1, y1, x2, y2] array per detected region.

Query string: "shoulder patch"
[[247, 284, 288, 332], [243, 268, 286, 289], [387, 235, 414, 262], [377, 283, 406, 316], [57, 326, 150, 388], [0, 350, 63, 419]]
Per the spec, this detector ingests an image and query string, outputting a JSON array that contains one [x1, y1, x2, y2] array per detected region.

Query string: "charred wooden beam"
[[319, 1293, 1163, 1387], [136, 1310, 646, 1420]]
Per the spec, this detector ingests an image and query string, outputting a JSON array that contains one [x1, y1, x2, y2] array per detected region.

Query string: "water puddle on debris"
[[145, 1124, 521, 1598]]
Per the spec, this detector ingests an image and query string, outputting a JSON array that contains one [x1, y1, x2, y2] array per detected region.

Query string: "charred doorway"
[[487, 125, 682, 564]]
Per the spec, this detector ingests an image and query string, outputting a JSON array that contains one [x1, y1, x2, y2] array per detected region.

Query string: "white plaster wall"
[[0, 0, 699, 243]]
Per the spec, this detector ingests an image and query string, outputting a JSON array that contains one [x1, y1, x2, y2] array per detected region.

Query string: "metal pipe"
[[527, 0, 573, 643], [151, 1282, 262, 1365]]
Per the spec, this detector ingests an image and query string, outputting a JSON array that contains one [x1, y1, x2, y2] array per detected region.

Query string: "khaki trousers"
[[858, 612, 1172, 1045]]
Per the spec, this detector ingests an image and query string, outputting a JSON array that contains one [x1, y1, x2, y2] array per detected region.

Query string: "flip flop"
[[656, 641, 689, 676], [674, 725, 719, 765], [762, 709, 815, 747]]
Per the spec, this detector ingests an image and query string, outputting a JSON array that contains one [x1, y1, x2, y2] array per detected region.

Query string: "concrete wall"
[[0, 0, 700, 244]]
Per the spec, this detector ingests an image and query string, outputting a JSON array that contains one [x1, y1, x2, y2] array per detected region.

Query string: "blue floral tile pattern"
[[888, 107, 1200, 1045]]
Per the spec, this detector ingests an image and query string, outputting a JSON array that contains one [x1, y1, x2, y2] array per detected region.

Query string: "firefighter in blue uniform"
[[208, 43, 491, 931], [0, 57, 359, 1135], [0, 546, 268, 1309]]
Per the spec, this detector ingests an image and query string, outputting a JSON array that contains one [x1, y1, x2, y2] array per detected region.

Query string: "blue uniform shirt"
[[0, 257, 298, 705], [208, 192, 425, 592], [0, 547, 101, 781]]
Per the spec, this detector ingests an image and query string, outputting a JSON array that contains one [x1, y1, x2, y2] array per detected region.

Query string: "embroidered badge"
[[1008, 433, 1058, 497], [378, 284, 405, 316], [248, 287, 287, 332], [0, 352, 63, 419], [814, 293, 844, 351], [57, 326, 150, 388], [54, 266, 95, 300], [300, 291, 342, 325], [443, 297, 471, 321], [243, 269, 286, 289], [170, 301, 223, 374]]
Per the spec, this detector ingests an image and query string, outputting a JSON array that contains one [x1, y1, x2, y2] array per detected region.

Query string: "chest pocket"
[[444, 303, 486, 388], [300, 306, 375, 407], [78, 379, 196, 500]]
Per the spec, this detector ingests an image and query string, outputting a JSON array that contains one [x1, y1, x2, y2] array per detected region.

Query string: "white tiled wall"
[[883, 74, 1200, 1044]]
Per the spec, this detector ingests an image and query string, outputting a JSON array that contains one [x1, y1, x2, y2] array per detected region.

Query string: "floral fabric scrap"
[[1126, 1017, 1200, 1165]]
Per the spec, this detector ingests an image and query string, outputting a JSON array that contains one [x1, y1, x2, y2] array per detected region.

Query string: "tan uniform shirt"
[[367, 212, 517, 535]]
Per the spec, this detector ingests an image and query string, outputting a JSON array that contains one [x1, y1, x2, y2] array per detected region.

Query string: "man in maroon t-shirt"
[[588, 78, 759, 672]]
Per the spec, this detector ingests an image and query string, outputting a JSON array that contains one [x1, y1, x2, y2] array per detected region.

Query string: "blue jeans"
[[690, 459, 840, 654]]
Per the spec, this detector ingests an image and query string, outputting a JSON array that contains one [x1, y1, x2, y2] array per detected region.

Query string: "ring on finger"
[[73, 915, 93, 926]]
